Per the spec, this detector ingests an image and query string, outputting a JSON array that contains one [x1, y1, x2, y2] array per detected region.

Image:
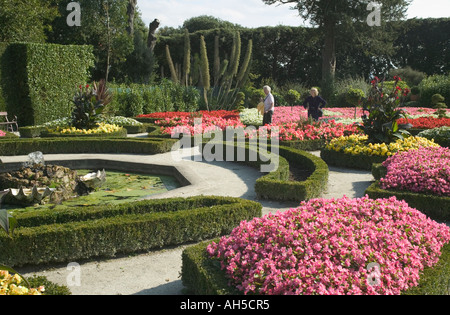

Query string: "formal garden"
[[0, 1, 450, 296]]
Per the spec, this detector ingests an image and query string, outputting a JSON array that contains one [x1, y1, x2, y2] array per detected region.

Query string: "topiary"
[[431, 94, 447, 118]]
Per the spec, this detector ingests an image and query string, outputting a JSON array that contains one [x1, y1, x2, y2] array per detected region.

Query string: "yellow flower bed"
[[326, 135, 439, 157], [50, 123, 121, 135], [0, 271, 44, 295]]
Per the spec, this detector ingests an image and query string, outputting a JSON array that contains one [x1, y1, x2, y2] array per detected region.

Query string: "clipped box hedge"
[[1, 196, 262, 267], [255, 146, 329, 202], [365, 181, 450, 221], [0, 43, 94, 126], [321, 148, 386, 170], [198, 141, 329, 202], [0, 137, 176, 156], [181, 238, 450, 295]]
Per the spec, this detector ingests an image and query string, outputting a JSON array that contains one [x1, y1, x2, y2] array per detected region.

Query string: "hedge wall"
[[0, 42, 8, 112], [0, 42, 94, 126], [182, 239, 450, 295], [0, 137, 176, 156], [1, 196, 262, 267]]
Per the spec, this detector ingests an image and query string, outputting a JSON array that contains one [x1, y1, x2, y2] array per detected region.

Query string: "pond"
[[5, 169, 180, 214]]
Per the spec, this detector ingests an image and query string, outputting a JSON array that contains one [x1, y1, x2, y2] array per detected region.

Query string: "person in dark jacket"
[[302, 88, 327, 121]]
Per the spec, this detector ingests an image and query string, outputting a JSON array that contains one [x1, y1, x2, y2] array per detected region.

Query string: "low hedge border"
[[0, 137, 176, 156], [197, 141, 329, 202], [181, 238, 450, 295], [365, 181, 450, 221], [255, 146, 329, 201], [321, 148, 386, 170], [40, 127, 128, 138], [1, 196, 262, 267]]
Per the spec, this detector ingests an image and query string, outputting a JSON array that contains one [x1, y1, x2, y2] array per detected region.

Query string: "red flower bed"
[[398, 117, 450, 129]]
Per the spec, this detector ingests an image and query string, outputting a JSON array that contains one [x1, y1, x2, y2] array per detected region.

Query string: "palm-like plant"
[[357, 76, 412, 144], [71, 79, 112, 130]]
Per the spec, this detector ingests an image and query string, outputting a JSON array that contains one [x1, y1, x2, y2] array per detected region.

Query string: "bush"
[[419, 74, 450, 108], [0, 43, 94, 126], [0, 196, 262, 267], [388, 67, 426, 87], [0, 137, 176, 156]]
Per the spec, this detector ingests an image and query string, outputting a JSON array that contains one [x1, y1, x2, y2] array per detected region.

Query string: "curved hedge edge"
[[280, 139, 326, 151], [181, 239, 450, 295], [0, 196, 262, 267], [365, 181, 450, 221], [195, 141, 329, 202], [255, 146, 329, 202], [321, 148, 386, 170]]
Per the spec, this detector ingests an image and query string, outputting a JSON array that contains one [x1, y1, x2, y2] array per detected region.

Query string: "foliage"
[[0, 196, 261, 267], [48, 0, 134, 82], [431, 94, 447, 118], [0, 43, 94, 126], [71, 80, 112, 130], [417, 126, 450, 147], [285, 89, 301, 106], [0, 0, 58, 43], [356, 76, 412, 144], [418, 74, 450, 108]]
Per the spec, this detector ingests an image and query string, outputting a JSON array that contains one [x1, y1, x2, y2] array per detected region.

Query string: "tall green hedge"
[[0, 42, 94, 126], [0, 42, 8, 112]]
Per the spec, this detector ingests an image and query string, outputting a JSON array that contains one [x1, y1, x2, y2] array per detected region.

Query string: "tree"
[[0, 0, 58, 42], [47, 0, 134, 82], [262, 0, 411, 81]]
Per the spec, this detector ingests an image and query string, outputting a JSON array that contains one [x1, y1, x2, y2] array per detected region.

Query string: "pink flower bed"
[[155, 114, 246, 135], [207, 196, 450, 295], [0, 130, 6, 137], [262, 121, 360, 141], [380, 146, 450, 196]]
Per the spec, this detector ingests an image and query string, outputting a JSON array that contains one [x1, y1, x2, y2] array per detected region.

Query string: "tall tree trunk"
[[147, 19, 160, 52], [126, 0, 137, 36], [321, 17, 336, 81]]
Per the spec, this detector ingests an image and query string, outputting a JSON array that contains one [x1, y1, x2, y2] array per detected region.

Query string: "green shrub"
[[0, 137, 176, 156], [419, 74, 450, 108], [0, 43, 94, 126], [0, 196, 262, 267], [321, 147, 386, 170]]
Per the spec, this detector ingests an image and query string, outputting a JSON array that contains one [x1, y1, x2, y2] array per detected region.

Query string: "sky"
[[138, 0, 450, 29]]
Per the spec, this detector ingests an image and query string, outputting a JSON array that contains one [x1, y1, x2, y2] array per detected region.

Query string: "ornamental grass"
[[207, 196, 450, 295]]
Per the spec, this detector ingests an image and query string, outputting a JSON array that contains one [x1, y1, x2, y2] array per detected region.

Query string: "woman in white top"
[[262, 85, 275, 126]]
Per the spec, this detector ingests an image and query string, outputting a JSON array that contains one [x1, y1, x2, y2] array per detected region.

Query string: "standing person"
[[262, 85, 275, 126], [303, 88, 327, 121]]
